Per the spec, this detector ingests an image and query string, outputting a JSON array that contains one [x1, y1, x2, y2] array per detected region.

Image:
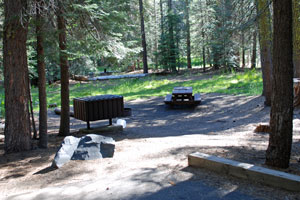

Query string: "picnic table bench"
[[164, 87, 201, 106]]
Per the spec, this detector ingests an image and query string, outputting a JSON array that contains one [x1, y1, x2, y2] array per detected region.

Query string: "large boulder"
[[71, 134, 115, 160], [52, 134, 115, 168], [52, 136, 80, 168]]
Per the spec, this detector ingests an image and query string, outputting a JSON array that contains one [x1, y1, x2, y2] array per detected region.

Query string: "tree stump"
[[254, 124, 271, 133]]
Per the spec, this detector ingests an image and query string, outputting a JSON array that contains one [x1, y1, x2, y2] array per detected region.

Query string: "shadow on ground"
[[1, 93, 300, 200]]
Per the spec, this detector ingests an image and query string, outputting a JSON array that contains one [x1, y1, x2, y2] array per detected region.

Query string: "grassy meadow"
[[0, 69, 263, 117]]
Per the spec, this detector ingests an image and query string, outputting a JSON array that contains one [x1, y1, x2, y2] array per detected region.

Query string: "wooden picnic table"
[[164, 86, 201, 106], [172, 86, 193, 93], [172, 87, 193, 102]]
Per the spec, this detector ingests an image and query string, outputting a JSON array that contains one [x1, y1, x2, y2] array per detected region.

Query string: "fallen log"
[[54, 107, 74, 117], [71, 75, 89, 81]]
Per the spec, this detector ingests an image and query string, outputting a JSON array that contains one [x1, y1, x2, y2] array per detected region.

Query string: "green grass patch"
[[0, 69, 263, 117], [193, 69, 263, 95]]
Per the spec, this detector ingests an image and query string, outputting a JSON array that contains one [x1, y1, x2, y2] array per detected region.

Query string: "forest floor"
[[0, 73, 300, 199]]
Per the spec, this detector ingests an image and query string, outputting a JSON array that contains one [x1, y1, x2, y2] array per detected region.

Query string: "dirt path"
[[0, 93, 300, 199]]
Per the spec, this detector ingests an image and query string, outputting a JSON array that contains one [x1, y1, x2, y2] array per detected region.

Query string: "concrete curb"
[[188, 152, 300, 192]]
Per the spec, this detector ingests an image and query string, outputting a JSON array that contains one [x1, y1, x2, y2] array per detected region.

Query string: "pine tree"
[[57, 0, 70, 136], [3, 0, 31, 153], [256, 0, 273, 106], [293, 0, 300, 77], [139, 0, 149, 73], [36, 0, 48, 148], [167, 0, 177, 72], [266, 0, 293, 169], [185, 0, 192, 69]]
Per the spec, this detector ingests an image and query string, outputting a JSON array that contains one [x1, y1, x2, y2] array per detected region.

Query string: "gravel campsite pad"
[[0, 93, 300, 200]]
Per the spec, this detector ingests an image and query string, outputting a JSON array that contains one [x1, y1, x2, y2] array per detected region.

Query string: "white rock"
[[116, 119, 126, 128]]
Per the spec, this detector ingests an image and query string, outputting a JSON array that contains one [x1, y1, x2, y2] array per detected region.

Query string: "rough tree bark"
[[266, 0, 293, 169], [57, 0, 70, 136], [293, 0, 300, 77], [256, 0, 273, 106], [185, 0, 192, 69], [3, 0, 31, 153], [139, 0, 148, 74], [36, 0, 48, 148]]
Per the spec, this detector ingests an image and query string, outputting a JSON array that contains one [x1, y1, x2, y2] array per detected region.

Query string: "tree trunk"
[[139, 0, 148, 74], [213, 50, 221, 70], [159, 0, 168, 69], [185, 0, 192, 69], [293, 0, 300, 77], [36, 0, 48, 148], [154, 0, 159, 70], [175, 30, 180, 71], [266, 0, 293, 169], [251, 30, 257, 69], [241, 0, 246, 68], [256, 0, 273, 106], [160, 0, 164, 34], [137, 59, 140, 69], [200, 2, 206, 72], [168, 0, 177, 72], [242, 45, 246, 68], [202, 31, 206, 71], [57, 1, 70, 136], [207, 48, 213, 68], [202, 45, 206, 72], [3, 0, 31, 153], [28, 83, 37, 139]]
